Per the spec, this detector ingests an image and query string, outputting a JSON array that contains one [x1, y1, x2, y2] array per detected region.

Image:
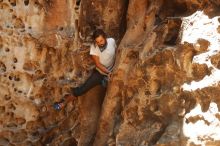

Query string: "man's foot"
[[53, 99, 65, 111]]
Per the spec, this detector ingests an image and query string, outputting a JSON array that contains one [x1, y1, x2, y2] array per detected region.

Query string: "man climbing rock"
[[53, 29, 117, 110]]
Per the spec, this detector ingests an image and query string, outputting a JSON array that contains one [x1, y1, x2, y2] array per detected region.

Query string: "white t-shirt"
[[90, 38, 116, 71]]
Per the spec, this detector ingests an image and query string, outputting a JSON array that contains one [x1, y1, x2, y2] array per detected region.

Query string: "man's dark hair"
[[92, 29, 106, 40]]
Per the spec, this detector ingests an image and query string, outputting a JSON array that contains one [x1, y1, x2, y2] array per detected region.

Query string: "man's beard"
[[98, 42, 108, 52]]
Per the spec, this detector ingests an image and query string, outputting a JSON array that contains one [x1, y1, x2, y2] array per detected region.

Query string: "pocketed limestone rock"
[[0, 106, 5, 113], [191, 63, 211, 81], [211, 53, 220, 69], [15, 117, 26, 126], [23, 61, 40, 71], [8, 0, 16, 7], [62, 137, 78, 146], [11, 130, 28, 143], [0, 137, 10, 146], [195, 39, 210, 53], [13, 18, 25, 29], [26, 120, 43, 133], [0, 61, 6, 73], [24, 0, 29, 6], [0, 36, 3, 48], [0, 0, 220, 145]]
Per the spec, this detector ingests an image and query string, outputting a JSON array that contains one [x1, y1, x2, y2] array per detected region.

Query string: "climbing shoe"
[[53, 99, 65, 111]]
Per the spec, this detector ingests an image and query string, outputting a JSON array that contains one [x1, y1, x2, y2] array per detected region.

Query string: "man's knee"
[[71, 87, 81, 97]]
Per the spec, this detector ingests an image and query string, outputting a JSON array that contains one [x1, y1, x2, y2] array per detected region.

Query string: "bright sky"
[[181, 11, 220, 91], [180, 11, 220, 145]]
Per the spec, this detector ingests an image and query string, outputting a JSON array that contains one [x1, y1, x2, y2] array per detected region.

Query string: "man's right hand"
[[92, 55, 110, 74]]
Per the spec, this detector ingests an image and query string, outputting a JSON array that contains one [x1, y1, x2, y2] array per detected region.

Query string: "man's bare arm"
[[91, 55, 110, 74]]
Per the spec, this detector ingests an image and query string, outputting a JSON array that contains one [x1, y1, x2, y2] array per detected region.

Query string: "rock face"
[[1, 0, 220, 146]]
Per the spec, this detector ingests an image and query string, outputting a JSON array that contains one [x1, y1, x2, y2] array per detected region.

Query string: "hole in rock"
[[13, 57, 17, 63], [59, 26, 64, 31], [164, 19, 182, 46], [6, 122, 17, 128], [20, 29, 25, 32], [9, 0, 16, 6], [0, 106, 5, 113], [24, 0, 29, 6], [29, 96, 34, 100], [8, 103, 16, 110], [76, 0, 81, 6], [0, 61, 6, 73], [18, 42, 23, 47], [4, 95, 11, 100], [31, 131, 40, 137], [6, 112, 14, 117], [12, 15, 16, 19], [9, 76, 13, 80], [5, 48, 10, 52], [14, 77, 20, 81]]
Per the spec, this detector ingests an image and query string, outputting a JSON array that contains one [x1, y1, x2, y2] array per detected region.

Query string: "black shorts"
[[72, 69, 107, 96]]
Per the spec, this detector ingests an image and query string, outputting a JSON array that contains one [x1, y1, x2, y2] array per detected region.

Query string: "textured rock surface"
[[1, 0, 220, 146]]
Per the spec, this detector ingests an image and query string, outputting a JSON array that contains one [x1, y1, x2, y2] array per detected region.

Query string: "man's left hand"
[[107, 72, 112, 79]]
